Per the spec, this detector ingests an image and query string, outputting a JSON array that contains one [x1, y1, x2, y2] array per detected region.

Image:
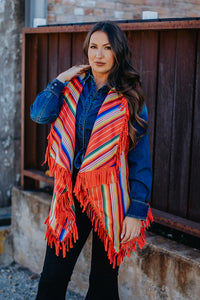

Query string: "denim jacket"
[[30, 73, 152, 220]]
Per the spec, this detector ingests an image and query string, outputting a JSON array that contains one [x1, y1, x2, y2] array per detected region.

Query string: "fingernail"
[[120, 234, 124, 239]]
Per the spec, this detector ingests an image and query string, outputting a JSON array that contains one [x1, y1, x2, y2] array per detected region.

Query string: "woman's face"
[[88, 31, 115, 79]]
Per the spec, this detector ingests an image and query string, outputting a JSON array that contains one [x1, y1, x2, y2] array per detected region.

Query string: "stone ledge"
[[119, 233, 200, 299], [11, 187, 200, 300]]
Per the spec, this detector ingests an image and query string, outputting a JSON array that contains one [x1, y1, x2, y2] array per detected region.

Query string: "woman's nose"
[[96, 48, 103, 58]]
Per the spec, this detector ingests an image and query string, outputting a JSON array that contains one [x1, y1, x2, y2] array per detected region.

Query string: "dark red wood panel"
[[189, 30, 200, 221], [71, 32, 88, 65], [139, 31, 158, 159], [35, 34, 49, 170], [152, 31, 177, 211], [24, 35, 38, 169], [37, 34, 48, 92], [127, 30, 142, 73], [127, 31, 158, 160], [58, 33, 71, 73], [48, 33, 59, 82], [168, 30, 196, 217]]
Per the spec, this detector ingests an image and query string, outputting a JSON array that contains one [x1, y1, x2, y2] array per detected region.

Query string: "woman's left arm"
[[121, 104, 152, 243]]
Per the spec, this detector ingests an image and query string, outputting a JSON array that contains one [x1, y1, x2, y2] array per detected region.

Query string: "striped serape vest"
[[44, 74, 153, 267]]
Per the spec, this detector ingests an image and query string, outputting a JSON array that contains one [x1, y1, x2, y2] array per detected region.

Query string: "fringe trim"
[[43, 124, 55, 174], [75, 167, 118, 190], [43, 128, 78, 255], [45, 216, 78, 258], [74, 175, 153, 268]]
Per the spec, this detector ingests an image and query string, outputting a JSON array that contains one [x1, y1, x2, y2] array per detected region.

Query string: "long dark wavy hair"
[[83, 21, 148, 149]]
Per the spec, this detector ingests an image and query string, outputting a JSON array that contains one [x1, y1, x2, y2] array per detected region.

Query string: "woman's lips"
[[94, 62, 105, 66]]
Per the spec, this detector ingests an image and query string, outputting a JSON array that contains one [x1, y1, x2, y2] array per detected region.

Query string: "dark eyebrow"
[[90, 42, 111, 46]]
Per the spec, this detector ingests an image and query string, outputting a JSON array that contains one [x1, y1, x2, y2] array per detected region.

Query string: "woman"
[[31, 21, 153, 300]]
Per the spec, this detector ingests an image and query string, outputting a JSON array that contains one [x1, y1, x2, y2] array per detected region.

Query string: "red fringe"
[[43, 125, 55, 172], [43, 127, 79, 254], [74, 174, 153, 268], [45, 216, 78, 257], [75, 167, 118, 191]]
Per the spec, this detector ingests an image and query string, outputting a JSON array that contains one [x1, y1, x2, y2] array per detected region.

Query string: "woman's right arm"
[[30, 79, 65, 124], [30, 65, 90, 124]]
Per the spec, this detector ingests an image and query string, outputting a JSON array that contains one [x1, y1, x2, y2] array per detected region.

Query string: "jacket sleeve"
[[126, 104, 152, 220], [30, 79, 66, 124]]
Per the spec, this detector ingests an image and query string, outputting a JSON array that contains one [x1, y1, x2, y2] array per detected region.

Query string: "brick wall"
[[47, 0, 200, 24]]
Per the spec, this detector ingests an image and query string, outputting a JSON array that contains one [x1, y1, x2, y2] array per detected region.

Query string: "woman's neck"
[[92, 72, 108, 90]]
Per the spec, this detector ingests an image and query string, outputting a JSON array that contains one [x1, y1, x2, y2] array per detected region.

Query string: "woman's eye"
[[105, 46, 111, 50], [90, 45, 97, 49]]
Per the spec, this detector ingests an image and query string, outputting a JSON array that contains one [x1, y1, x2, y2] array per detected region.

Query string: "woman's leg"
[[85, 230, 120, 300], [36, 199, 92, 300]]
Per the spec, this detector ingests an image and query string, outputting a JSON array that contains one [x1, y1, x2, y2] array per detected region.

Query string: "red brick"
[[116, 3, 135, 12], [85, 9, 94, 16], [103, 10, 114, 18], [96, 2, 115, 10], [94, 8, 104, 17], [47, 14, 56, 25], [76, 0, 96, 8], [122, 0, 146, 4]]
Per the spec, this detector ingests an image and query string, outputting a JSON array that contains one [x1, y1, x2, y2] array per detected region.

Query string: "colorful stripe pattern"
[[44, 74, 153, 266]]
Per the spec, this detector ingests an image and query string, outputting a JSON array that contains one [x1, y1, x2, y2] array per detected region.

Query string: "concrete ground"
[[0, 263, 84, 300]]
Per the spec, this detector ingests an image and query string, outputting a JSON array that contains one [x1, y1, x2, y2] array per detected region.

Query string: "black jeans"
[[35, 197, 120, 300]]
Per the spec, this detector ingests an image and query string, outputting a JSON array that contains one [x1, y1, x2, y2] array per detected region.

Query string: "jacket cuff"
[[47, 79, 65, 97], [126, 199, 149, 220]]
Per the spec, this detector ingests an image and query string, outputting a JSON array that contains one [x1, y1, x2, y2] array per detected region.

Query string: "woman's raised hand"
[[56, 65, 90, 83]]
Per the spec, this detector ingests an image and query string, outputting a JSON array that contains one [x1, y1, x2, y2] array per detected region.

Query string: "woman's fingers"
[[56, 64, 90, 83], [120, 217, 142, 244], [120, 221, 129, 243], [120, 219, 126, 240], [121, 231, 131, 244]]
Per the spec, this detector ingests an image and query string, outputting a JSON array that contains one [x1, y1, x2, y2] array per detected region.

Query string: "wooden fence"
[[21, 19, 200, 237]]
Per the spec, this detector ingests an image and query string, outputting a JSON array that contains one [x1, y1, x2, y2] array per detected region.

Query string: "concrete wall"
[[0, 0, 24, 207], [12, 187, 200, 300], [47, 0, 200, 24]]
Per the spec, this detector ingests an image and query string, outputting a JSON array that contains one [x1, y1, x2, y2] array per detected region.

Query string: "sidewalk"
[[0, 263, 84, 300]]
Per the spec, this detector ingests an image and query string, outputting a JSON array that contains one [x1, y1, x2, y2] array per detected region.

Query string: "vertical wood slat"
[[152, 31, 177, 211], [22, 34, 38, 188], [48, 33, 59, 82], [71, 32, 88, 65], [36, 34, 49, 170], [189, 31, 200, 221], [58, 33, 71, 73], [139, 31, 158, 161], [127, 31, 158, 160], [24, 35, 38, 169], [168, 30, 196, 217]]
